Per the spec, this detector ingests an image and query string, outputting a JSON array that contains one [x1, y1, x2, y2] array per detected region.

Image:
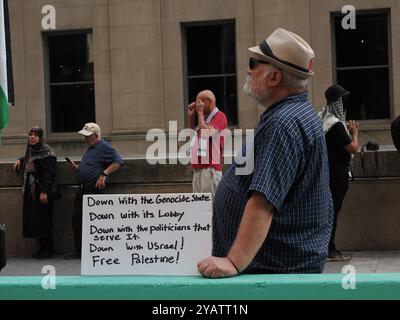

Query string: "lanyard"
[[190, 108, 219, 157], [205, 107, 219, 125]]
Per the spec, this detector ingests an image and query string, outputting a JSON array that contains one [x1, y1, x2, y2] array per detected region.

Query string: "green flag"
[[0, 0, 10, 136]]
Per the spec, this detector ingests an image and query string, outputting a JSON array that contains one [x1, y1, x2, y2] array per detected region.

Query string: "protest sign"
[[81, 193, 212, 275]]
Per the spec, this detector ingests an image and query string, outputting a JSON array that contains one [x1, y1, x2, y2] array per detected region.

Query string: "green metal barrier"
[[1, 273, 400, 300]]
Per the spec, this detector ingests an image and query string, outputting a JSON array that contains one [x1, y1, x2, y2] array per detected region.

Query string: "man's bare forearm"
[[103, 163, 122, 175], [227, 192, 274, 272]]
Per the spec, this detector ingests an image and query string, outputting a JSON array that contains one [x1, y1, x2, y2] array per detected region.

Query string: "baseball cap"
[[78, 122, 101, 136]]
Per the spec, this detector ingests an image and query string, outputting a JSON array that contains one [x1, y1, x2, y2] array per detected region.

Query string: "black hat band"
[[259, 40, 310, 74]]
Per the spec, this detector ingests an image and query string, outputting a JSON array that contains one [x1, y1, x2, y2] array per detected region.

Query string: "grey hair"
[[260, 65, 309, 92], [279, 69, 309, 92], [259, 64, 275, 81]]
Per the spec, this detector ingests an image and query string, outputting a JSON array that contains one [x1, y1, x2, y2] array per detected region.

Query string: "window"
[[183, 20, 238, 126], [44, 31, 95, 132], [332, 10, 391, 120]]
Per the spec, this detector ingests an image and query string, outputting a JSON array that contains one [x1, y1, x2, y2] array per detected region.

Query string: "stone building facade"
[[1, 0, 399, 159]]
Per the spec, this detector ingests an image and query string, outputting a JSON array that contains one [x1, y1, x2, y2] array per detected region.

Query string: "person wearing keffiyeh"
[[318, 85, 359, 262], [13, 127, 57, 260]]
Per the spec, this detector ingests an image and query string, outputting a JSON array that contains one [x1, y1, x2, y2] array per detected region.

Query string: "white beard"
[[243, 75, 272, 107], [243, 75, 252, 96]]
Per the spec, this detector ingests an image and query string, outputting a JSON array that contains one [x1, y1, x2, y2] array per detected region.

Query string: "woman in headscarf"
[[13, 127, 57, 259], [319, 85, 359, 262]]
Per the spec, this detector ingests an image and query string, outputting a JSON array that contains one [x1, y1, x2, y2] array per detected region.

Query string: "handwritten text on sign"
[[81, 193, 212, 275]]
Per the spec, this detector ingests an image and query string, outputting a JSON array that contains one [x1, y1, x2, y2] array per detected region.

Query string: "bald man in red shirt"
[[188, 90, 228, 199]]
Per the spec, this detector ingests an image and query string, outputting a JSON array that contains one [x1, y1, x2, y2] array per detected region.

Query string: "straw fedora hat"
[[248, 28, 314, 79]]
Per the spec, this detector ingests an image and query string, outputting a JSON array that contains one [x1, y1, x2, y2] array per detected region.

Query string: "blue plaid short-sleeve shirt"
[[213, 92, 333, 273]]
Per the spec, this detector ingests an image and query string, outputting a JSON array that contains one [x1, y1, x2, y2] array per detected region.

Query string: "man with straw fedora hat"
[[198, 28, 333, 277]]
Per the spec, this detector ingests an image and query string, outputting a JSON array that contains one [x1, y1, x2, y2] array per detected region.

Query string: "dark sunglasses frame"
[[249, 57, 269, 70]]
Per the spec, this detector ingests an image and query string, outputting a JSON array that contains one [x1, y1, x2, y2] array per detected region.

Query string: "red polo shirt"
[[191, 111, 228, 171]]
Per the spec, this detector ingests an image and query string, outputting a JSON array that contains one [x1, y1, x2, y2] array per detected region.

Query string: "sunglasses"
[[249, 57, 269, 70]]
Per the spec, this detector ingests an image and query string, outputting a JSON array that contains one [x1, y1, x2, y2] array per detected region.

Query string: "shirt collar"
[[260, 92, 309, 123], [88, 140, 102, 149]]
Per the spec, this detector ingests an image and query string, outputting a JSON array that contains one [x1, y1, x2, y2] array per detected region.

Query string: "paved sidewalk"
[[1, 251, 400, 276], [0, 256, 81, 276], [323, 250, 400, 273]]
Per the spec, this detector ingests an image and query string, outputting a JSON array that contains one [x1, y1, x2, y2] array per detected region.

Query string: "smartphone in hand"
[[65, 157, 77, 169]]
